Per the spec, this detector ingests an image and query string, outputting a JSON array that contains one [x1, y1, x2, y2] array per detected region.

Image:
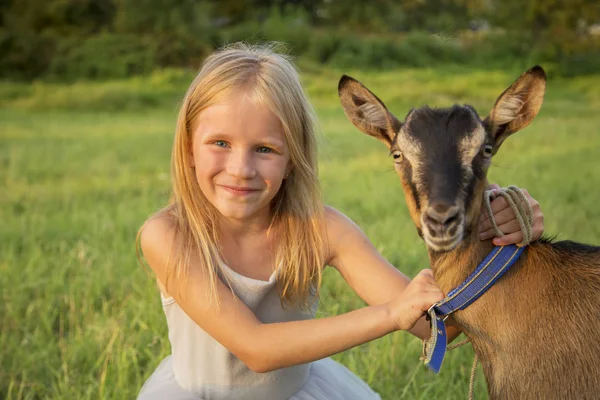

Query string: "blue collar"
[[422, 244, 525, 373]]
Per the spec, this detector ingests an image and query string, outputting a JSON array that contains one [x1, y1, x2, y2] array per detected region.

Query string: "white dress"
[[138, 263, 382, 400]]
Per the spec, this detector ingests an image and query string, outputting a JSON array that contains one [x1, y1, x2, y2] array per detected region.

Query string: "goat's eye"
[[392, 150, 403, 163], [482, 144, 494, 157]]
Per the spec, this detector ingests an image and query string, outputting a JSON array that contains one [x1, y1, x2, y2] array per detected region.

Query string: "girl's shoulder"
[[323, 206, 366, 261], [324, 205, 362, 235], [139, 212, 180, 272], [141, 210, 178, 245]]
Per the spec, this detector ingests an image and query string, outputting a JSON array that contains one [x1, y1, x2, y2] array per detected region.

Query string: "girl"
[[137, 43, 544, 400]]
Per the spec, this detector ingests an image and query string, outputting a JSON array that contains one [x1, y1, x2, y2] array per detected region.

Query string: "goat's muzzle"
[[422, 202, 464, 251]]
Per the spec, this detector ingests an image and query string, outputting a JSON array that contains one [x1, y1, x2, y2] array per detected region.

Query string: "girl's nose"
[[226, 150, 257, 179]]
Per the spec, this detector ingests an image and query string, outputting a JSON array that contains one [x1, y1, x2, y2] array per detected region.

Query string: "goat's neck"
[[427, 203, 495, 294]]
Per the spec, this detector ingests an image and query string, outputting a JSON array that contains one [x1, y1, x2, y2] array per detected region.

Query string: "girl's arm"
[[140, 216, 443, 373], [324, 206, 441, 340]]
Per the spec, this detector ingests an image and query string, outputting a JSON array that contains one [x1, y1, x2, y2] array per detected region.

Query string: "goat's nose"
[[424, 202, 460, 227]]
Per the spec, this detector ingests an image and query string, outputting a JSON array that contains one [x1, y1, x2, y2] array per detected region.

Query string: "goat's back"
[[456, 239, 600, 400]]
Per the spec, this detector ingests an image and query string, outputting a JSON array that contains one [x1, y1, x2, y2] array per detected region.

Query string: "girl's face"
[[191, 93, 291, 223]]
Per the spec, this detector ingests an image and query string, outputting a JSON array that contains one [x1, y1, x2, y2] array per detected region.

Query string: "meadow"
[[2, 64, 600, 400]]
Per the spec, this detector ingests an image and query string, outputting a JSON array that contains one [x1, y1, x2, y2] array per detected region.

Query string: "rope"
[[483, 185, 535, 247], [469, 354, 479, 400], [446, 337, 471, 351], [443, 186, 533, 399], [446, 338, 478, 400]]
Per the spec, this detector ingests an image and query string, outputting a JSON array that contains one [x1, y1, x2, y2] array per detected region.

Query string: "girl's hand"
[[479, 184, 545, 246], [387, 269, 444, 331]]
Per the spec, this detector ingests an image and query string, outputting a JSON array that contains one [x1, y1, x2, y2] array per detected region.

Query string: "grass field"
[[2, 64, 600, 400]]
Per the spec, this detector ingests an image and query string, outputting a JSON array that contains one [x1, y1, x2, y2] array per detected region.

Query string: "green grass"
[[2, 65, 600, 399]]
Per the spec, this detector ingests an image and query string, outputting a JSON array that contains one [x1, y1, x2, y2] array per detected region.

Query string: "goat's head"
[[338, 67, 546, 253]]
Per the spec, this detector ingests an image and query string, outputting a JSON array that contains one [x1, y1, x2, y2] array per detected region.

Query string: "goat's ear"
[[485, 66, 546, 155], [338, 75, 401, 149]]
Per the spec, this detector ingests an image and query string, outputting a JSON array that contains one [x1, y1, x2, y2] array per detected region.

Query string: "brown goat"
[[338, 67, 600, 400]]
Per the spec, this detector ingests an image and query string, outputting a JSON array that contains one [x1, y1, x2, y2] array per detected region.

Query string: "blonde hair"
[[138, 43, 326, 308]]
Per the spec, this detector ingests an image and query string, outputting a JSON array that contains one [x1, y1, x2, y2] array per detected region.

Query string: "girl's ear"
[[284, 164, 293, 179], [189, 150, 195, 168]]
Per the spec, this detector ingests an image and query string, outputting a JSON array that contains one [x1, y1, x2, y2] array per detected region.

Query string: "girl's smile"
[[218, 184, 262, 197]]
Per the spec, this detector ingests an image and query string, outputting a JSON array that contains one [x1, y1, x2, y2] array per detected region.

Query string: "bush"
[[307, 31, 343, 64], [153, 34, 211, 69], [0, 29, 56, 80], [555, 49, 600, 77], [400, 32, 463, 65], [463, 31, 537, 70], [262, 6, 311, 54], [218, 6, 311, 56], [327, 36, 368, 69], [218, 20, 266, 46], [327, 32, 464, 70], [48, 33, 156, 81]]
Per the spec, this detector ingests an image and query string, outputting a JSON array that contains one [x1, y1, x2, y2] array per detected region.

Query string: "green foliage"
[[218, 20, 266, 46], [461, 31, 539, 70], [484, 0, 600, 56], [317, 0, 397, 32], [326, 32, 464, 70], [2, 0, 115, 36], [0, 0, 116, 79], [262, 6, 311, 54], [305, 31, 343, 64], [218, 5, 311, 55], [0, 29, 56, 80], [399, 32, 464, 64], [555, 48, 600, 77], [113, 0, 213, 66], [0, 0, 598, 81], [48, 33, 156, 80], [396, 0, 472, 32]]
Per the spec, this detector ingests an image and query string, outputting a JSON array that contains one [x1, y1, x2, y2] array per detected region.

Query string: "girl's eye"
[[214, 140, 228, 148], [391, 150, 403, 163], [257, 146, 273, 154], [481, 144, 494, 158]]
